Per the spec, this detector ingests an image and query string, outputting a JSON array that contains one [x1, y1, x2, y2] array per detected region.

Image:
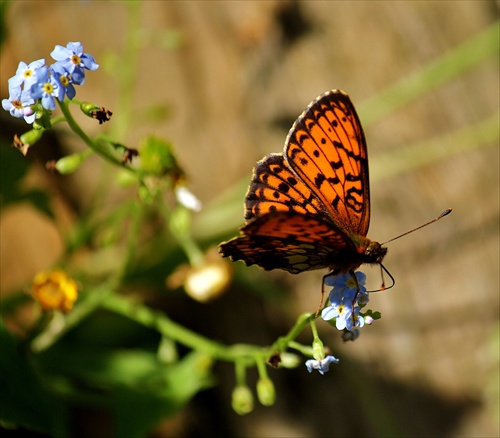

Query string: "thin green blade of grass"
[[370, 111, 499, 182], [359, 21, 499, 126]]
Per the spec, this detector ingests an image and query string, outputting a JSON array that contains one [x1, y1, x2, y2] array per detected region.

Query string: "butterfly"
[[219, 90, 388, 300]]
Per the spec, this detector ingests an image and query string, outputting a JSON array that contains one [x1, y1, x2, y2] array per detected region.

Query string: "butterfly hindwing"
[[285, 90, 370, 236], [219, 212, 356, 274]]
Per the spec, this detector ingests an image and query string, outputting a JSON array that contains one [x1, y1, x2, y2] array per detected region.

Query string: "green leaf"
[[36, 340, 214, 438], [0, 144, 54, 218], [0, 144, 29, 205], [0, 318, 68, 435], [113, 351, 214, 437]]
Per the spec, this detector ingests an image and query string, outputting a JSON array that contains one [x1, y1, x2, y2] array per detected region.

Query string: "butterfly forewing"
[[244, 154, 325, 221], [285, 90, 370, 236]]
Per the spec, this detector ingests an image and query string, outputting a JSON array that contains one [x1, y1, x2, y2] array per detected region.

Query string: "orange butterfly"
[[219, 90, 387, 296]]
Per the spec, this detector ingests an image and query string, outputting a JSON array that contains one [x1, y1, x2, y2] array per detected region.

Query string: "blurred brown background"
[[1, 1, 498, 437]]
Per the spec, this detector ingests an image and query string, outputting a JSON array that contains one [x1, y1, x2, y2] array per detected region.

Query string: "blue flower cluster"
[[305, 271, 373, 375], [2, 42, 99, 124], [321, 271, 369, 333]]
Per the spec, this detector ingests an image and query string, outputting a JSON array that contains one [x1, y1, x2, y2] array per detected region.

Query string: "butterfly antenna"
[[381, 208, 452, 245]]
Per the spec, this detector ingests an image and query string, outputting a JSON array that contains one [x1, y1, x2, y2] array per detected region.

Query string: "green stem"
[[235, 360, 247, 386], [271, 312, 313, 353], [100, 292, 265, 364], [288, 341, 313, 357], [57, 99, 123, 166], [255, 355, 269, 380], [309, 318, 320, 341], [176, 232, 205, 267], [31, 287, 317, 372], [31, 284, 113, 353], [114, 199, 144, 286], [167, 206, 205, 266]]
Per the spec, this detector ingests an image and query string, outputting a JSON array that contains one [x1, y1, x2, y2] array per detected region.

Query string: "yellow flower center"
[[346, 277, 357, 289], [59, 75, 69, 87], [71, 54, 81, 65], [43, 83, 54, 94]]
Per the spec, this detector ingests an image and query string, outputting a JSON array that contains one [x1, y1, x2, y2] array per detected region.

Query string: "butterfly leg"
[[315, 270, 338, 317], [349, 269, 360, 326]]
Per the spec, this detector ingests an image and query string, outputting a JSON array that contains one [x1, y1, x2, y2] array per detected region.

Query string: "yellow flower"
[[32, 270, 78, 312]]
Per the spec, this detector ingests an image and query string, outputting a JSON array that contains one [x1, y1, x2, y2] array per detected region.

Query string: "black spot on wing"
[[314, 173, 326, 189]]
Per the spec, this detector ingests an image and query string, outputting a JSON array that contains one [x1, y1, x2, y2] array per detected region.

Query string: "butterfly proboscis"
[[318, 207, 453, 319]]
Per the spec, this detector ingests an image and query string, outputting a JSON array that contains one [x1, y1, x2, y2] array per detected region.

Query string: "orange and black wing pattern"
[[220, 211, 357, 274], [219, 90, 376, 274], [285, 90, 370, 236]]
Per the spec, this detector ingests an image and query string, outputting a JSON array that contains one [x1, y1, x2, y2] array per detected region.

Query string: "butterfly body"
[[219, 90, 387, 281]]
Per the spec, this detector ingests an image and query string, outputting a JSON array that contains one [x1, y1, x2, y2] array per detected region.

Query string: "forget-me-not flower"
[[51, 42, 99, 85], [30, 66, 64, 110], [2, 85, 36, 124], [8, 59, 45, 90], [305, 355, 339, 375], [51, 63, 76, 100]]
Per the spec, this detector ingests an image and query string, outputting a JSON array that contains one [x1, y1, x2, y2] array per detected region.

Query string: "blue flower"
[[324, 272, 351, 290], [322, 301, 364, 331], [325, 271, 367, 301], [357, 289, 370, 307], [305, 355, 339, 375], [30, 66, 64, 110], [51, 63, 76, 100], [8, 59, 45, 90], [321, 271, 368, 331], [2, 85, 36, 124], [51, 42, 99, 85]]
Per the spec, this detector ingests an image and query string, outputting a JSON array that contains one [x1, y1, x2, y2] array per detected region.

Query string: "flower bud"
[[80, 102, 99, 116], [32, 110, 52, 130], [19, 128, 44, 148], [256, 378, 276, 407], [231, 385, 254, 415], [312, 338, 325, 361], [55, 153, 86, 174], [278, 352, 301, 369]]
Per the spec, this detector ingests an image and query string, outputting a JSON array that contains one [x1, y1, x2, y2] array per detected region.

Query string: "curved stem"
[[100, 292, 265, 363], [270, 312, 313, 354], [57, 99, 123, 167]]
